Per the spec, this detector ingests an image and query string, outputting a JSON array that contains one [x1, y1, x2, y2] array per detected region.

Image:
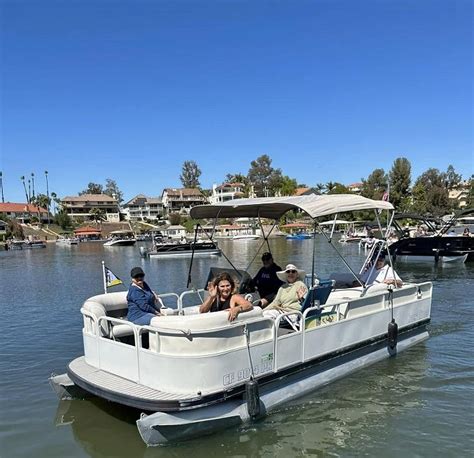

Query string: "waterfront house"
[[61, 194, 120, 222], [0, 202, 49, 223], [122, 194, 164, 221], [449, 181, 470, 208], [161, 188, 207, 216], [347, 183, 363, 194], [209, 182, 245, 204]]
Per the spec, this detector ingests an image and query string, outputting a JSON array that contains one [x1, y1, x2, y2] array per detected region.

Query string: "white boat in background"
[[50, 195, 432, 445], [56, 237, 79, 246], [232, 234, 260, 240], [103, 230, 136, 247]]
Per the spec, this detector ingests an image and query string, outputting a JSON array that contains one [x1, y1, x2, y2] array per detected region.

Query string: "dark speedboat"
[[387, 209, 474, 263], [143, 238, 221, 258]]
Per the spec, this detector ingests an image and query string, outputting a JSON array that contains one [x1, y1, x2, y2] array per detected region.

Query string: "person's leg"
[[262, 309, 280, 320], [132, 313, 156, 326]]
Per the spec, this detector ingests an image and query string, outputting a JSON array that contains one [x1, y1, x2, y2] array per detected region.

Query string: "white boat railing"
[[178, 289, 207, 312], [80, 282, 432, 391], [157, 292, 180, 309]]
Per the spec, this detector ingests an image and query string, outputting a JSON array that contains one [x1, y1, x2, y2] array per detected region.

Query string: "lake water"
[[1, 237, 473, 457]]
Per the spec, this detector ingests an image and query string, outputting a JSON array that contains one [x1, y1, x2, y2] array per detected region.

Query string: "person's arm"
[[199, 282, 217, 313], [227, 294, 253, 321], [296, 282, 308, 303], [266, 286, 283, 310]]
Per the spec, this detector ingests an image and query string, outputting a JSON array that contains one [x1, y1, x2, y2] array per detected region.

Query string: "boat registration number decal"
[[223, 354, 274, 386]]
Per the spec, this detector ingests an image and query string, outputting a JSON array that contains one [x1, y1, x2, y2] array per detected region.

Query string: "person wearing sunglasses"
[[262, 263, 308, 319], [126, 267, 163, 325]]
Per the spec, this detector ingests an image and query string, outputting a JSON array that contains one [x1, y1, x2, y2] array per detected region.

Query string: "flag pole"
[[102, 260, 107, 294]]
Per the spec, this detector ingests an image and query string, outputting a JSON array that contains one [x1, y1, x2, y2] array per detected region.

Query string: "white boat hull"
[[396, 254, 468, 264], [137, 328, 429, 445], [103, 239, 136, 246], [148, 249, 221, 258], [232, 235, 260, 240]]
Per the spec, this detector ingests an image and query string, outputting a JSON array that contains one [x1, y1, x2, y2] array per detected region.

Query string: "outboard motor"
[[139, 246, 148, 258]]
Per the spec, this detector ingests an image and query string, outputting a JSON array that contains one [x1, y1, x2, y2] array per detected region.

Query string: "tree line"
[[18, 156, 471, 226], [179, 156, 472, 217]]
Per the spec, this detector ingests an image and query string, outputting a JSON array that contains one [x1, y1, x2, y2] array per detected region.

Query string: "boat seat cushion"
[[111, 324, 135, 338], [150, 307, 263, 330], [148, 308, 271, 355], [82, 292, 129, 337], [83, 291, 128, 318]]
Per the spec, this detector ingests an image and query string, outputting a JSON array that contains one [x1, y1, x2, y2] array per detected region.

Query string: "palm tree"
[[20, 176, 28, 202], [31, 172, 35, 200], [315, 183, 325, 195], [0, 171, 4, 203], [45, 171, 50, 224], [90, 208, 106, 225], [325, 181, 336, 194]]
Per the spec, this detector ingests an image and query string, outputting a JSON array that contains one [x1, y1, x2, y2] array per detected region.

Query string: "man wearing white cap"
[[263, 263, 308, 319]]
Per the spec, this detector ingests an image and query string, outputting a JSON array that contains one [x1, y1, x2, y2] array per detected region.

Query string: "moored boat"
[[50, 195, 432, 445], [286, 233, 312, 240], [388, 210, 474, 263], [56, 237, 79, 246], [24, 240, 47, 249], [144, 240, 221, 258], [103, 230, 136, 247], [232, 234, 260, 240]]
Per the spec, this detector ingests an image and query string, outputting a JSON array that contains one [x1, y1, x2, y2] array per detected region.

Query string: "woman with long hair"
[[200, 272, 252, 321]]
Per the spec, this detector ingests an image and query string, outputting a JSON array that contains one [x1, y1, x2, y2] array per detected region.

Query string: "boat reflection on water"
[[55, 398, 147, 456], [257, 344, 430, 453]]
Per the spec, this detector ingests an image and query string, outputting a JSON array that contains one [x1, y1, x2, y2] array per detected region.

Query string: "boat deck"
[[68, 357, 203, 411]]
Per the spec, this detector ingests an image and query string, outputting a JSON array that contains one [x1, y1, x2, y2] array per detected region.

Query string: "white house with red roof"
[[0, 202, 48, 223], [161, 188, 207, 215], [61, 194, 120, 222]]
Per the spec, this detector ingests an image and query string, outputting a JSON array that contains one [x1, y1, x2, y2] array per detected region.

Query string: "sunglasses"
[[286, 270, 297, 274], [134, 276, 145, 280]]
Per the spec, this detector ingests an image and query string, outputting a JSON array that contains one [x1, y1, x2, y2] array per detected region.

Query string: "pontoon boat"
[[50, 195, 432, 446]]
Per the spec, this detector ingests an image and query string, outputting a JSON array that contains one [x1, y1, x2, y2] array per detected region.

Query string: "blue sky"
[[1, 0, 472, 202]]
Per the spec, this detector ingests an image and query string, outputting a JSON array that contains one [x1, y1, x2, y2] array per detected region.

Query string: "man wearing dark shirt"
[[253, 252, 283, 308]]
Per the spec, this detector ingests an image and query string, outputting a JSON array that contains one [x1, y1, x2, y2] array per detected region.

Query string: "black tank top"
[[210, 294, 233, 312]]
